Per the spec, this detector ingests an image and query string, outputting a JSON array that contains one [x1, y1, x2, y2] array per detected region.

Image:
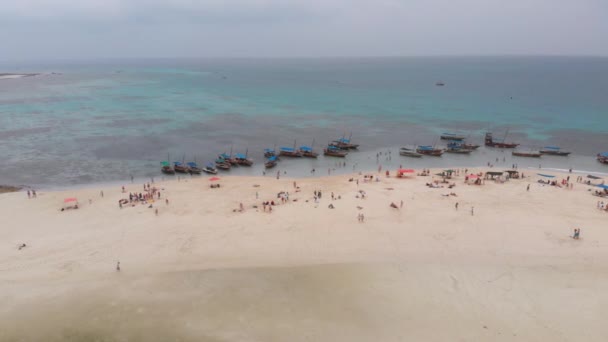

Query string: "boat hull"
[[540, 151, 571, 156], [512, 152, 542, 157]]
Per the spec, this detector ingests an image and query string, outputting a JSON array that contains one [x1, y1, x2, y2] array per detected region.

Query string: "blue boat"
[[186, 161, 202, 174], [279, 146, 302, 158], [299, 145, 318, 158], [324, 145, 348, 157], [598, 152, 608, 164], [265, 156, 278, 169], [173, 161, 189, 173], [234, 151, 253, 166]]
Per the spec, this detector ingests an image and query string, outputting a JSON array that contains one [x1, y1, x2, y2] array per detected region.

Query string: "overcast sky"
[[1, 0, 607, 60]]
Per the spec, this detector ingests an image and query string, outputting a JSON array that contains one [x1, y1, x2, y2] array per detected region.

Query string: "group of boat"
[[160, 135, 360, 174], [400, 131, 578, 159]]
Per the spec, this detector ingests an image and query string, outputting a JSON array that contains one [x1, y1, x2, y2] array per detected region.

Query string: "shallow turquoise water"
[[1, 57, 607, 186]]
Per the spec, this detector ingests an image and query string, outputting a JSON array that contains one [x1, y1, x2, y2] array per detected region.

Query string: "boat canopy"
[[174, 162, 183, 166], [235, 153, 247, 159], [487, 171, 503, 176], [543, 146, 561, 150], [335, 138, 350, 143], [600, 152, 608, 157], [280, 147, 295, 152], [268, 156, 277, 162], [417, 145, 434, 151], [206, 162, 215, 168], [187, 162, 198, 167], [161, 161, 170, 166], [299, 146, 313, 152], [326, 145, 341, 150], [264, 148, 275, 153]]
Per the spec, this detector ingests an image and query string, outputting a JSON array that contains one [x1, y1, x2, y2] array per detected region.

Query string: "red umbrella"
[[64, 197, 77, 203], [209, 177, 220, 182]]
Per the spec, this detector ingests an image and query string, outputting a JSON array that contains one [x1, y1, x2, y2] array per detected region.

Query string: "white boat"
[[399, 146, 422, 158]]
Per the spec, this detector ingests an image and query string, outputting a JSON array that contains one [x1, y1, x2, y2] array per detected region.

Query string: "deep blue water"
[[1, 57, 607, 187]]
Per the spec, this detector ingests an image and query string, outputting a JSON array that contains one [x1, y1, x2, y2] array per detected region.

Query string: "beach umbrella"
[[64, 197, 78, 203], [209, 177, 220, 182]]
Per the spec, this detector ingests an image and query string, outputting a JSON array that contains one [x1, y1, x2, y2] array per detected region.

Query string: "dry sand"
[[1, 169, 607, 341]]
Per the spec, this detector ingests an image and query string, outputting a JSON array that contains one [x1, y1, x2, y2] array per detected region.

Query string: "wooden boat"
[[446, 147, 473, 154], [264, 148, 277, 158], [539, 146, 571, 156], [215, 156, 232, 170], [279, 146, 302, 158], [331, 133, 359, 150], [324, 145, 348, 157], [485, 132, 519, 148], [416, 145, 444, 156], [399, 146, 422, 158], [160, 161, 175, 175], [265, 156, 278, 169], [218, 153, 239, 166], [512, 150, 542, 158], [202, 163, 218, 174], [440, 133, 466, 141], [445, 141, 473, 154], [461, 142, 480, 150], [173, 161, 189, 173], [186, 162, 202, 174], [234, 152, 253, 166], [597, 153, 608, 164]]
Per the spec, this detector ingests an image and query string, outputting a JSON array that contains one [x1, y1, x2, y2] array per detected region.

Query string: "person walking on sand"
[[165, 198, 169, 205], [100, 190, 104, 198], [155, 208, 158, 216], [27, 190, 30, 199], [32, 190, 36, 198], [527, 184, 530, 191], [471, 206, 474, 216], [455, 202, 459, 210], [116, 261, 121, 272], [572, 228, 580, 240], [400, 200, 403, 209]]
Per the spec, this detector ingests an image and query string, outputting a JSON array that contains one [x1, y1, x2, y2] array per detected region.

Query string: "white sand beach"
[[1, 168, 607, 341]]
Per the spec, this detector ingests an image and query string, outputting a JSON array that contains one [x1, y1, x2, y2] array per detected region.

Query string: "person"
[[527, 184, 530, 191], [471, 206, 474, 216], [400, 200, 403, 209], [165, 198, 169, 205], [18, 243, 27, 250], [240, 203, 244, 212], [455, 202, 459, 210], [155, 208, 158, 216], [116, 261, 121, 271], [256, 191, 259, 199], [32, 190, 37, 198], [572, 228, 580, 240], [27, 190, 31, 199], [122, 186, 125, 193]]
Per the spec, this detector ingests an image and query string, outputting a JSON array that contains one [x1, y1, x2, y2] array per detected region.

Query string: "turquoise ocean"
[[1, 57, 607, 187]]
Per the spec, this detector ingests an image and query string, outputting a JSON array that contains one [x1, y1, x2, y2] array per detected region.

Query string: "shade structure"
[[209, 177, 220, 182], [64, 197, 77, 203]]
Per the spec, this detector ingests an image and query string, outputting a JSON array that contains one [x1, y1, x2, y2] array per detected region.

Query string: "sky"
[[1, 0, 607, 60]]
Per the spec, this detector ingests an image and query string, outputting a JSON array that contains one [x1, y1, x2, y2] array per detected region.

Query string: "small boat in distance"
[[173, 161, 189, 173], [461, 142, 480, 150], [485, 132, 519, 148], [539, 146, 571, 156], [446, 141, 474, 154], [416, 145, 444, 156], [265, 156, 278, 169], [215, 156, 232, 170], [399, 146, 422, 158], [264, 148, 277, 158], [512, 150, 542, 158], [279, 147, 302, 158], [299, 145, 318, 158], [597, 153, 608, 164], [234, 152, 253, 166], [202, 163, 218, 174], [160, 161, 175, 175], [187, 162, 202, 174], [324, 145, 348, 157], [440, 133, 466, 141], [436, 81, 445, 86], [331, 133, 359, 150]]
